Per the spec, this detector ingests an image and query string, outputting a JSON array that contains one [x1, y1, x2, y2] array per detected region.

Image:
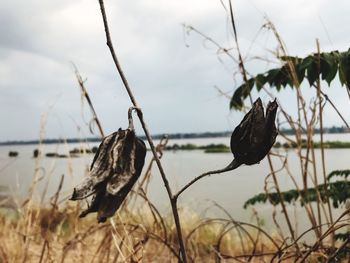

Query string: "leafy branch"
[[244, 170, 350, 209], [230, 49, 350, 110], [327, 169, 350, 181]]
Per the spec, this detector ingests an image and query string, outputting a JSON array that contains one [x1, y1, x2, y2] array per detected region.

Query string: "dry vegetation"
[[0, 198, 300, 262]]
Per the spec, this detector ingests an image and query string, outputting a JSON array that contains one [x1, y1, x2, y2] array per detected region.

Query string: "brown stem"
[[38, 241, 48, 263], [97, 1, 187, 261], [316, 40, 334, 236], [174, 159, 241, 200], [318, 89, 350, 128], [268, 19, 321, 235], [73, 65, 105, 138], [138, 135, 168, 193], [228, 0, 253, 106], [298, 208, 350, 262], [266, 154, 300, 254], [307, 101, 324, 235]]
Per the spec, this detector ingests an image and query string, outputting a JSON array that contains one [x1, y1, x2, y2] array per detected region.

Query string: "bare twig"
[[184, 25, 238, 64], [138, 135, 169, 193], [174, 159, 240, 200], [316, 39, 334, 234], [73, 65, 105, 138], [97, 1, 187, 261], [266, 154, 300, 255], [298, 208, 350, 262], [317, 89, 350, 129], [228, 0, 253, 105]]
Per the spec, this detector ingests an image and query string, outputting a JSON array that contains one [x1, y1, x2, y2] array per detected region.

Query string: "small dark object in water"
[[33, 149, 40, 158], [69, 148, 79, 154], [69, 148, 92, 154], [45, 152, 77, 158], [46, 153, 59, 158], [70, 128, 146, 223], [8, 151, 18, 157], [230, 97, 278, 167]]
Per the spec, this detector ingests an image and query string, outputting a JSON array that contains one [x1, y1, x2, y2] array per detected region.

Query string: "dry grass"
[[0, 199, 288, 263], [1, 198, 348, 262]]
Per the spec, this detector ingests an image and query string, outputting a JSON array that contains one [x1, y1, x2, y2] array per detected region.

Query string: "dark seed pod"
[[230, 98, 278, 166], [71, 128, 146, 223]]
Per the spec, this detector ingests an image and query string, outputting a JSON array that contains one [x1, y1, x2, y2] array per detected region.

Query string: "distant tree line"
[[1, 127, 349, 146]]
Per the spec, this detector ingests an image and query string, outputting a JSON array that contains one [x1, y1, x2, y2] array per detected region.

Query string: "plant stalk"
[[97, 1, 187, 261]]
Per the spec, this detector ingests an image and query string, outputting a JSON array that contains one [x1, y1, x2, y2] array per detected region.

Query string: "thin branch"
[[266, 154, 300, 254], [73, 65, 105, 138], [298, 208, 350, 262], [184, 25, 239, 64], [316, 87, 350, 129], [228, 0, 253, 106], [174, 159, 240, 200], [97, 1, 187, 262], [316, 39, 334, 234]]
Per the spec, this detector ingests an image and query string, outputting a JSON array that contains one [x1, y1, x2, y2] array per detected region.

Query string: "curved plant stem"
[[298, 208, 350, 262], [97, 1, 187, 261], [174, 159, 240, 200]]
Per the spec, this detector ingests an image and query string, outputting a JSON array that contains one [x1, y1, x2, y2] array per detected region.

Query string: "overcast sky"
[[1, 0, 350, 141]]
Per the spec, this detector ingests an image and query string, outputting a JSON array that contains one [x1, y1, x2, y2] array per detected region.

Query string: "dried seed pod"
[[230, 98, 278, 166], [71, 128, 146, 223]]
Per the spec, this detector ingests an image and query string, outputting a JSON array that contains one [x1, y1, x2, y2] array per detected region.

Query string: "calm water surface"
[[0, 134, 349, 236]]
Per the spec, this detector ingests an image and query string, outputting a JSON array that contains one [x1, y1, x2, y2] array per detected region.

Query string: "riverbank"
[[1, 128, 349, 146], [5, 140, 350, 158]]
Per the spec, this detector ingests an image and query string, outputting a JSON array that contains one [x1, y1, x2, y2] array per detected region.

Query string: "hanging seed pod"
[[230, 98, 278, 166], [71, 126, 146, 223]]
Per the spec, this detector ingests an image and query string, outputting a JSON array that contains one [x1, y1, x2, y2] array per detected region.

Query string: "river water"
[[0, 134, 349, 237]]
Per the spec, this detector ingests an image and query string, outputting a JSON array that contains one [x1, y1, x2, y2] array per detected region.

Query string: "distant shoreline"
[[1, 127, 349, 146], [0, 131, 232, 146]]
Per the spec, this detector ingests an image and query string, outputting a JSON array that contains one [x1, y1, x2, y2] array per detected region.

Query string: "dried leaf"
[[71, 128, 146, 223]]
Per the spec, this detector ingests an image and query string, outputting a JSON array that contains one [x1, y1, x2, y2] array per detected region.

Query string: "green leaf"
[[306, 56, 318, 86], [327, 169, 350, 181], [320, 52, 339, 86], [266, 68, 280, 86], [272, 69, 283, 91], [299, 55, 314, 70], [243, 180, 350, 209], [230, 84, 245, 110], [255, 74, 267, 91], [335, 231, 350, 241], [339, 49, 350, 88], [295, 63, 306, 85], [230, 78, 255, 110], [280, 65, 291, 88], [230, 49, 349, 112], [280, 55, 301, 66]]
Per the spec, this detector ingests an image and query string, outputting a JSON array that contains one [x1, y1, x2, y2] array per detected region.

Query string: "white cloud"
[[1, 0, 350, 140]]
